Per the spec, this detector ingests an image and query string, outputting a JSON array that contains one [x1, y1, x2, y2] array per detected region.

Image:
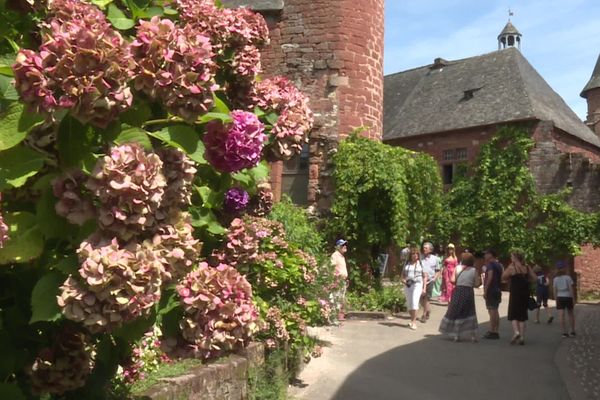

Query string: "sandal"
[[510, 333, 521, 345]]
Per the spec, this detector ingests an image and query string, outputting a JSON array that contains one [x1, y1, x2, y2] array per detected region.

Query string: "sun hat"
[[336, 239, 348, 247], [447, 243, 455, 248]]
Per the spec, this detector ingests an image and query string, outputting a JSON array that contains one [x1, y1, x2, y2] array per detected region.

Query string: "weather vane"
[[508, 8, 514, 20]]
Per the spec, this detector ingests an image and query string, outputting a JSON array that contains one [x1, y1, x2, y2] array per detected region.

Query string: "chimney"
[[430, 57, 449, 70]]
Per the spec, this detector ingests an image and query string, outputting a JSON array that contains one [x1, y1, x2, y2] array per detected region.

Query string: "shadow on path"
[[329, 317, 569, 400]]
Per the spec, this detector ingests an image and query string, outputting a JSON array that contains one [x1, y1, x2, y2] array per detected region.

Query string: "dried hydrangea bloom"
[[27, 329, 93, 395], [175, 0, 269, 48], [264, 306, 290, 346], [86, 143, 166, 241], [0, 193, 8, 248], [252, 77, 314, 160], [132, 17, 217, 123], [47, 0, 106, 24], [58, 237, 165, 333], [52, 171, 95, 226], [173, 262, 259, 359], [247, 181, 274, 217], [13, 0, 134, 127], [213, 217, 259, 267], [203, 110, 266, 173], [223, 187, 250, 214], [156, 147, 197, 210], [152, 212, 202, 281]]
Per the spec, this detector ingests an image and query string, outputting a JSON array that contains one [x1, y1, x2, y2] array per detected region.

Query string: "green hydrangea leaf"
[[107, 4, 135, 30], [90, 0, 114, 8], [30, 272, 64, 324], [0, 102, 44, 150], [36, 185, 70, 240], [114, 126, 153, 150], [0, 212, 44, 265], [0, 383, 25, 400], [0, 146, 46, 190], [57, 116, 94, 168], [148, 125, 207, 164]]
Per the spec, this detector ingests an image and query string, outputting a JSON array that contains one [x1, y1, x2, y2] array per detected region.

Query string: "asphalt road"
[[290, 288, 587, 400]]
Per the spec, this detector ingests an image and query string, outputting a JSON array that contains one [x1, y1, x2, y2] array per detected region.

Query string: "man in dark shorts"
[[482, 249, 503, 339]]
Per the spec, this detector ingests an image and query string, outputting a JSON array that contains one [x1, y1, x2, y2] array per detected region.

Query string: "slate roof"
[[498, 21, 521, 38], [581, 54, 600, 98], [383, 47, 600, 148]]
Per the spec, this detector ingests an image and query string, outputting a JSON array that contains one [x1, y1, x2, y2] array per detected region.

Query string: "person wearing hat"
[[553, 262, 576, 338], [331, 239, 349, 321]]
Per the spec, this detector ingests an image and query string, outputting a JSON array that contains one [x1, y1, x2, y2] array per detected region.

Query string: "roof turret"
[[581, 54, 600, 98]]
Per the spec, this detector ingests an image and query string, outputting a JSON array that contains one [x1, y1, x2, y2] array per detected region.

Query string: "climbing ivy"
[[330, 134, 442, 261], [440, 125, 596, 264]]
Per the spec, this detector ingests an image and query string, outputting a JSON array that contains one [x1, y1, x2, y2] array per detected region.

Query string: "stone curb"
[[140, 342, 265, 400]]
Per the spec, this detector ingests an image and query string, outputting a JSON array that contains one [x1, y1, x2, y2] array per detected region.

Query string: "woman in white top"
[[403, 247, 425, 330]]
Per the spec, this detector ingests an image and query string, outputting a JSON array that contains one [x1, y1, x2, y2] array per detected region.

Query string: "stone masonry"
[[231, 0, 385, 208]]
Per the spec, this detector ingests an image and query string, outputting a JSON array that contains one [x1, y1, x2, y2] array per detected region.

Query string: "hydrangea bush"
[[0, 0, 316, 398]]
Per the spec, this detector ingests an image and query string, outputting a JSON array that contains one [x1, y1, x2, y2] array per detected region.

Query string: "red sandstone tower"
[[581, 54, 600, 137], [225, 0, 385, 209]]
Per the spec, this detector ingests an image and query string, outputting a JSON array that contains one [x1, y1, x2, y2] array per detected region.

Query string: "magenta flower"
[[203, 110, 266, 173], [224, 187, 250, 213]]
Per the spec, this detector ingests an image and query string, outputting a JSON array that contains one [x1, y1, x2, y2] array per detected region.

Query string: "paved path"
[[290, 288, 599, 400]]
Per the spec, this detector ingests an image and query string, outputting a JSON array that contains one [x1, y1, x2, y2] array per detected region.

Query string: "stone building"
[[224, 0, 384, 208], [383, 21, 600, 293]]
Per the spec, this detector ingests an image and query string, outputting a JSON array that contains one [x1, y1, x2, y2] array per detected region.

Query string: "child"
[[553, 262, 576, 338], [534, 265, 553, 324]]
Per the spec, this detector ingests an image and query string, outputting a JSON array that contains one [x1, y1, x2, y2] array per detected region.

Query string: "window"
[[281, 143, 310, 205], [442, 147, 467, 161], [442, 164, 453, 185]]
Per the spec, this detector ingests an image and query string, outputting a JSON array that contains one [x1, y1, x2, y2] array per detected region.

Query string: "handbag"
[[527, 296, 538, 311]]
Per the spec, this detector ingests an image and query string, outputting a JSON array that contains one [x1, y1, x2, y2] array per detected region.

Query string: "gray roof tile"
[[383, 48, 600, 148], [581, 54, 600, 98]]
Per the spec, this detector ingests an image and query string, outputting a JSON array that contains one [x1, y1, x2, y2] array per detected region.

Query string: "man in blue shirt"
[[482, 249, 503, 339]]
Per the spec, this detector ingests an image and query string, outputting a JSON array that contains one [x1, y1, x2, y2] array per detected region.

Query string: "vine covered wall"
[[440, 125, 597, 265], [330, 134, 443, 261]]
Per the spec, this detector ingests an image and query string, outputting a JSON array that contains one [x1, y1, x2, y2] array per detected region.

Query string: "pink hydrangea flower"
[[13, 0, 133, 127], [132, 17, 217, 122], [86, 143, 166, 240], [0, 193, 8, 248], [203, 110, 266, 173], [252, 77, 314, 160]]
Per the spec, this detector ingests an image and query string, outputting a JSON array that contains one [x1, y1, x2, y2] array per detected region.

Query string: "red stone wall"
[[258, 0, 384, 208], [384, 124, 496, 165], [574, 244, 600, 295]]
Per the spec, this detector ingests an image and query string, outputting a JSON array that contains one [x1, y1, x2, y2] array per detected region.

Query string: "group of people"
[[401, 243, 577, 344]]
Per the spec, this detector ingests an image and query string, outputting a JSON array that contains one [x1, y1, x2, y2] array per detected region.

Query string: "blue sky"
[[384, 0, 600, 119]]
